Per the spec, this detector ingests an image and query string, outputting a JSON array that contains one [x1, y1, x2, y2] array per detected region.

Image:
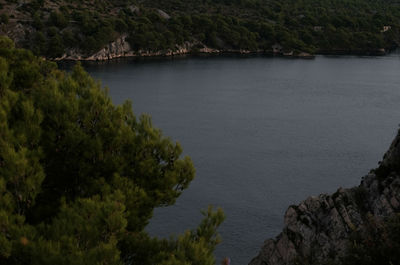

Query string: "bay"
[[73, 54, 400, 264]]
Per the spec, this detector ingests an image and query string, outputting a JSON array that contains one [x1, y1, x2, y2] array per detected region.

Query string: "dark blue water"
[[78, 54, 400, 265]]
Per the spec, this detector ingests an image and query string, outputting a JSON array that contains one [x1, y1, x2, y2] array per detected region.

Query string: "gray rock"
[[157, 9, 171, 19], [249, 129, 400, 265], [54, 37, 222, 61]]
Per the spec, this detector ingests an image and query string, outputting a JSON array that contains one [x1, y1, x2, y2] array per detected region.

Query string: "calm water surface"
[[76, 54, 400, 264]]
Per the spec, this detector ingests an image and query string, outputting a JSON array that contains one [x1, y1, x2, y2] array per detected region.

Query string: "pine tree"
[[0, 36, 224, 265]]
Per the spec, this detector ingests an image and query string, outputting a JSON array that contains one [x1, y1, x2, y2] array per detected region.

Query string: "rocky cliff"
[[249, 130, 400, 265]]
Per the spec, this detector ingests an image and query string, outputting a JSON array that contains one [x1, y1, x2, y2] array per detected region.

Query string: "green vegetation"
[[1, 0, 400, 57], [0, 36, 224, 265]]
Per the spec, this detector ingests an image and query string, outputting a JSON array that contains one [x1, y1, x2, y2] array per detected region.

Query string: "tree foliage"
[[0, 36, 225, 265]]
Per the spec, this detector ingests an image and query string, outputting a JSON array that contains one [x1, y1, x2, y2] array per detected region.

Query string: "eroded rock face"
[[56, 34, 133, 61], [54, 36, 221, 61], [249, 130, 400, 265]]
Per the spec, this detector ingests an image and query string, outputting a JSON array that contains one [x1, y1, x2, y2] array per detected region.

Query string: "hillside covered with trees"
[[0, 0, 400, 58], [0, 36, 224, 265]]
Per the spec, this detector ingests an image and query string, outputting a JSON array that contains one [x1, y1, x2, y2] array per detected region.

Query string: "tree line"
[[1, 0, 400, 57]]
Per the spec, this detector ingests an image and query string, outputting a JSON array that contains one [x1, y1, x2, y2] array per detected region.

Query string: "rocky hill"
[[249, 130, 400, 265]]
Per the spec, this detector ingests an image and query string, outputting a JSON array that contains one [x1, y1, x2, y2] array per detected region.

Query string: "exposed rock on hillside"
[[157, 9, 171, 19], [249, 130, 400, 265], [55, 36, 223, 61], [55, 34, 133, 61]]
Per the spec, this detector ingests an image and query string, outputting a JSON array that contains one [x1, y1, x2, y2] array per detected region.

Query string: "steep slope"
[[249, 129, 400, 265]]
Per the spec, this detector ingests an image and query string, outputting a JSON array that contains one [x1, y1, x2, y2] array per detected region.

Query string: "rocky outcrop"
[[249, 130, 400, 265], [54, 35, 222, 61], [56, 34, 134, 61], [157, 9, 171, 20]]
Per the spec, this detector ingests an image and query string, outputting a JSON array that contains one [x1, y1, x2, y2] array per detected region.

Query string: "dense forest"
[[0, 36, 225, 265], [1, 0, 400, 58]]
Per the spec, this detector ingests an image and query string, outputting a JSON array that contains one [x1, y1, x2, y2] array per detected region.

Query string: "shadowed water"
[[72, 54, 400, 265]]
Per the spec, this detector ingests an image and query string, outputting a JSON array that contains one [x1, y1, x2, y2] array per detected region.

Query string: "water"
[[74, 54, 400, 265]]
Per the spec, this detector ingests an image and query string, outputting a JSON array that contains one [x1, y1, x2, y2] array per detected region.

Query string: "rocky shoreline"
[[50, 34, 395, 61], [54, 45, 391, 62], [248, 130, 400, 265], [51, 34, 318, 61]]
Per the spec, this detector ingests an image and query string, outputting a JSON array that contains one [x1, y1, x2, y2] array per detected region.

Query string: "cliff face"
[[249, 130, 400, 265]]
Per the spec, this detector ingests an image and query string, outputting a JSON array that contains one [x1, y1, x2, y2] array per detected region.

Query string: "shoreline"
[[52, 44, 398, 62], [47, 35, 398, 62], [54, 48, 396, 62]]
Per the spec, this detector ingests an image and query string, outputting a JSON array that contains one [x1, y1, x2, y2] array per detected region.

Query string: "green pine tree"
[[0, 36, 225, 265]]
